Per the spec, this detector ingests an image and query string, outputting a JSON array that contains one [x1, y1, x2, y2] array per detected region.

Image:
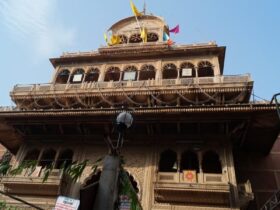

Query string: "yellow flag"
[[110, 35, 121, 45], [141, 27, 147, 43], [104, 33, 108, 45], [130, 0, 142, 17]]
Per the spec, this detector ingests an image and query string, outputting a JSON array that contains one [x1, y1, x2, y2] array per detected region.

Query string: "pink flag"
[[169, 25, 180, 34]]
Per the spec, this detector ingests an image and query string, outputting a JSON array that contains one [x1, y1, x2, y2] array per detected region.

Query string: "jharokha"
[[0, 11, 279, 210]]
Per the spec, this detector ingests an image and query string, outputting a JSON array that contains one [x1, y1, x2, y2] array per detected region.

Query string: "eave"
[[0, 104, 278, 155]]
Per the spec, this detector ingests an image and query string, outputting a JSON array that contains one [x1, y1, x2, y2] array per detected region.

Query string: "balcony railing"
[[11, 74, 252, 95], [0, 106, 19, 112], [154, 171, 231, 206], [1, 168, 63, 196], [156, 171, 228, 184]]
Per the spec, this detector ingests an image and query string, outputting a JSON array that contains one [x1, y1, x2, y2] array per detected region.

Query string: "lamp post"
[[93, 111, 133, 210]]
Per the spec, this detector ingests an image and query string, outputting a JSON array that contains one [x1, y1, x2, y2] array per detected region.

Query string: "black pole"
[[270, 93, 280, 120], [0, 190, 44, 210]]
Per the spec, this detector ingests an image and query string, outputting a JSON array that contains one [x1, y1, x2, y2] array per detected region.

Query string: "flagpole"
[[143, 0, 146, 15], [130, 0, 144, 42], [134, 15, 141, 32]]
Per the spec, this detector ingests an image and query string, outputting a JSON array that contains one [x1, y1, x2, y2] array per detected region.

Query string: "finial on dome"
[[143, 0, 146, 15]]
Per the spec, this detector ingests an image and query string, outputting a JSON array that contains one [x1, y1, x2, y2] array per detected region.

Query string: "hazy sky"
[[0, 0, 279, 105]]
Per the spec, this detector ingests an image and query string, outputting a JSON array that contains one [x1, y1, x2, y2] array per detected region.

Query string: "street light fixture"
[[116, 111, 133, 149], [93, 111, 133, 210]]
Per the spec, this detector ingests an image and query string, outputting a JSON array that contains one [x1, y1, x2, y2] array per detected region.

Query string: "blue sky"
[[0, 0, 279, 105]]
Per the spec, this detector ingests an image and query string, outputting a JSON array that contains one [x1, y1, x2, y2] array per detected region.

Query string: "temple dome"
[[108, 15, 169, 44]]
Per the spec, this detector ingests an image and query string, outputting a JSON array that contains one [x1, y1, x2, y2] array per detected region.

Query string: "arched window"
[[55, 69, 70, 84], [147, 33, 159, 42], [23, 149, 40, 161], [139, 65, 156, 80], [162, 63, 178, 79], [123, 66, 137, 81], [129, 34, 142, 43], [70, 69, 85, 83], [202, 150, 222, 174], [197, 61, 214, 77], [159, 150, 177, 172], [119, 35, 128, 44], [104, 67, 121, 82], [180, 62, 196, 78], [85, 68, 99, 82], [39, 149, 56, 168], [180, 150, 199, 173], [55, 149, 73, 169]]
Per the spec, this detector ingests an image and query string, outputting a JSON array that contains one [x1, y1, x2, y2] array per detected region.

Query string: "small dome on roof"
[[108, 15, 169, 44]]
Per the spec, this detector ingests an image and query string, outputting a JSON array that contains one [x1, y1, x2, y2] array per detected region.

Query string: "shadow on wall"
[[234, 137, 280, 209]]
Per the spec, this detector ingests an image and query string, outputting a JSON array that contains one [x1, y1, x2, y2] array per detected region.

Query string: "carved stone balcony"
[[1, 168, 63, 196], [11, 75, 251, 98], [10, 74, 252, 110], [12, 74, 252, 94], [155, 172, 231, 207]]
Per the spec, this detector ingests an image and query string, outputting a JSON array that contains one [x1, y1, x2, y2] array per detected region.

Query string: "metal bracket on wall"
[[270, 93, 280, 121]]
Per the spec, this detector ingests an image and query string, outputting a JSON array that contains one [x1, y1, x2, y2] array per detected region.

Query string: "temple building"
[[0, 13, 279, 210]]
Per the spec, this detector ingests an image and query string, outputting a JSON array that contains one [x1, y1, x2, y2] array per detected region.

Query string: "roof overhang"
[[0, 104, 278, 154]]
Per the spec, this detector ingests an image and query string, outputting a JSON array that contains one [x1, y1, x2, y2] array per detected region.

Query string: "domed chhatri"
[[108, 15, 168, 44]]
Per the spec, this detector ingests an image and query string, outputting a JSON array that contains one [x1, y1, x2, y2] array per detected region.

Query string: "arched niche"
[[180, 150, 199, 173], [162, 63, 178, 79], [129, 34, 142, 43], [70, 69, 85, 83], [197, 61, 214, 77], [139, 65, 156, 80], [104, 67, 121, 82], [55, 69, 70, 84], [39, 149, 56, 168], [202, 150, 222, 174], [85, 68, 100, 82], [147, 33, 159, 42], [23, 149, 40, 161], [55, 149, 73, 169], [122, 66, 138, 81], [159, 149, 177, 172], [180, 62, 196, 78], [119, 35, 128, 44]]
